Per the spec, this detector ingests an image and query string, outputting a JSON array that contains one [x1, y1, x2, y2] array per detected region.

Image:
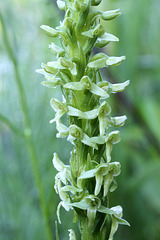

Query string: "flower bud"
[[69, 125, 83, 140], [101, 9, 121, 21], [96, 32, 119, 48], [81, 76, 92, 89], [57, 0, 65, 11], [68, 229, 77, 240], [93, 24, 105, 37], [59, 57, 73, 69], [91, 0, 102, 6], [74, 0, 87, 11], [106, 56, 126, 66], [49, 42, 65, 57], [63, 17, 73, 28], [40, 25, 59, 37]]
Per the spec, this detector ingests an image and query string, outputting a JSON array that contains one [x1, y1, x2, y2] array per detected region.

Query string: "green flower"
[[70, 195, 115, 228], [109, 206, 130, 240], [50, 98, 67, 122], [68, 125, 98, 149], [103, 162, 121, 197], [64, 76, 109, 98], [79, 161, 121, 197], [68, 229, 77, 240], [79, 163, 109, 196]]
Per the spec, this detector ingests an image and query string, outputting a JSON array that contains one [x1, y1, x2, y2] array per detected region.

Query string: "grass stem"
[[0, 12, 53, 240]]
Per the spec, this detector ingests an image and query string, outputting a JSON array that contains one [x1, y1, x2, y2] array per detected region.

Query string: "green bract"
[[38, 0, 129, 239]]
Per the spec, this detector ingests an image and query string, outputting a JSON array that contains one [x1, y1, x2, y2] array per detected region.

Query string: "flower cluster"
[[38, 0, 129, 239]]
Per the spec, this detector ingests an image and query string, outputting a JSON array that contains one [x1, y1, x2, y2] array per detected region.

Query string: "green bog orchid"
[[38, 0, 130, 239]]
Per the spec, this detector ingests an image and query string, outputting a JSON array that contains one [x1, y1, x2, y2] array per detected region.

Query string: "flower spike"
[[38, 0, 130, 239]]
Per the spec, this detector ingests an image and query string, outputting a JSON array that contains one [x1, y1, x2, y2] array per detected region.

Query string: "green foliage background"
[[0, 0, 160, 239]]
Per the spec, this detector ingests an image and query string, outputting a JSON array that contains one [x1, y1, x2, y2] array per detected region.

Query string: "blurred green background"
[[0, 0, 160, 239]]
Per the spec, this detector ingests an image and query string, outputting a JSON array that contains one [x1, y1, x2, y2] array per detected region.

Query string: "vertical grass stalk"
[[0, 12, 53, 240]]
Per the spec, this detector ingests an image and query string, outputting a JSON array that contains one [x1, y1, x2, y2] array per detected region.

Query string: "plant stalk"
[[0, 12, 53, 240]]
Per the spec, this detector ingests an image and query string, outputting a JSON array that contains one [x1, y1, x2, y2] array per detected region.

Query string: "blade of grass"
[[0, 113, 25, 138], [0, 12, 53, 240]]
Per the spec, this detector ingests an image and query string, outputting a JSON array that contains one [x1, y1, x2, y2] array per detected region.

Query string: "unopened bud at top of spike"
[[57, 0, 65, 11], [91, 0, 102, 6]]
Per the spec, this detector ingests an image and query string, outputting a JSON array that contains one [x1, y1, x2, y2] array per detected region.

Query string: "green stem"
[[0, 113, 25, 138], [0, 12, 53, 240], [80, 217, 93, 240]]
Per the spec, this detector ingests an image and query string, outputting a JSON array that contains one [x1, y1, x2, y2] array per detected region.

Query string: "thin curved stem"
[[0, 12, 53, 240]]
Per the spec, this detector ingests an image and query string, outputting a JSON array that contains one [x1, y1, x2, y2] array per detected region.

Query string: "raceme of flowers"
[[37, 0, 130, 239]]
